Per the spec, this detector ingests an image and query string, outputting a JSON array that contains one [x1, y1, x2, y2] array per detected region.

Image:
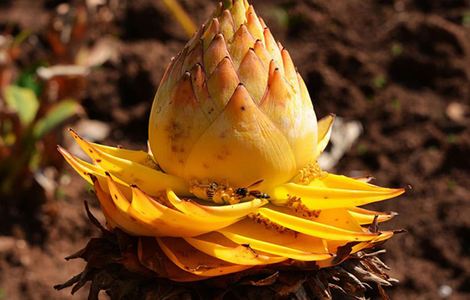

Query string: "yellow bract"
[[60, 0, 404, 281]]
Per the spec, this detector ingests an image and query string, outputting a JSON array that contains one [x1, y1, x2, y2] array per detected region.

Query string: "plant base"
[[55, 202, 397, 300]]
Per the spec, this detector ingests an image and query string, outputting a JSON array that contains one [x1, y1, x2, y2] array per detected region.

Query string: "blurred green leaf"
[[463, 10, 470, 27], [28, 147, 41, 171], [391, 98, 401, 110], [391, 42, 403, 56], [447, 179, 457, 191], [16, 70, 42, 96], [447, 134, 457, 144], [3, 85, 39, 125], [372, 75, 387, 89], [267, 6, 289, 29], [33, 99, 81, 140], [222, 0, 232, 9], [356, 143, 368, 155], [12, 29, 31, 47]]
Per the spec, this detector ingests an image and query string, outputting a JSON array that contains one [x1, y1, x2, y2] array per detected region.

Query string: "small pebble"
[[438, 285, 452, 298]]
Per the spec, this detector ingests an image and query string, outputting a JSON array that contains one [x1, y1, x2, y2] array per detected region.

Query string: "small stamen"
[[287, 196, 321, 218], [248, 213, 291, 233], [296, 162, 327, 185]]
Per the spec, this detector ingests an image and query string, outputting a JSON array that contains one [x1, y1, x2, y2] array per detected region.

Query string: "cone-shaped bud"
[[149, 0, 318, 189]]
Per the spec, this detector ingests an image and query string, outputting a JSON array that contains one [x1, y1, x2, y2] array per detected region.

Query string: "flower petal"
[[315, 114, 335, 158], [128, 186, 239, 237], [166, 189, 267, 221], [348, 207, 397, 225], [69, 129, 189, 196], [271, 173, 405, 209], [258, 205, 384, 241], [149, 72, 211, 179], [185, 84, 296, 190], [218, 219, 333, 261], [184, 232, 286, 265], [157, 237, 252, 276]]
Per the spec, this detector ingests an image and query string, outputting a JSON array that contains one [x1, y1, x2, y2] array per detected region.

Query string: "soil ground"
[[0, 0, 469, 299]]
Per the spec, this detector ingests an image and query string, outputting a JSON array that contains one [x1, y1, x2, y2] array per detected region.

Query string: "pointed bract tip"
[[394, 188, 406, 196], [89, 173, 98, 183], [57, 145, 71, 157]]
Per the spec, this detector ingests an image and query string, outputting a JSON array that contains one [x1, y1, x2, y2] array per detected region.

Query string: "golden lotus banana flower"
[[59, 0, 404, 282]]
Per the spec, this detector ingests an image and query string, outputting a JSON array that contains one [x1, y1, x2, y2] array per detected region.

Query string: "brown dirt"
[[1, 0, 469, 299]]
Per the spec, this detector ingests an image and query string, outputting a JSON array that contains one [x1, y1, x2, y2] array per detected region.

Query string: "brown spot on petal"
[[166, 121, 186, 140]]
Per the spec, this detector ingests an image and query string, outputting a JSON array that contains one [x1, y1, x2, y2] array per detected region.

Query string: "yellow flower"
[[59, 0, 404, 281]]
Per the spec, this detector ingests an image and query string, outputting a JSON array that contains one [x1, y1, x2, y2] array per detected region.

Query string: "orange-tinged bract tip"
[[60, 0, 404, 281], [204, 34, 230, 75]]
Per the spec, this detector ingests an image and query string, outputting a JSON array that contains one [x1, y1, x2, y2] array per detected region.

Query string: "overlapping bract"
[[60, 0, 404, 282], [148, 0, 317, 190]]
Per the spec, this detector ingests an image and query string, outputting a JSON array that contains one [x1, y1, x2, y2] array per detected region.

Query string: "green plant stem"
[[162, 0, 197, 38]]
